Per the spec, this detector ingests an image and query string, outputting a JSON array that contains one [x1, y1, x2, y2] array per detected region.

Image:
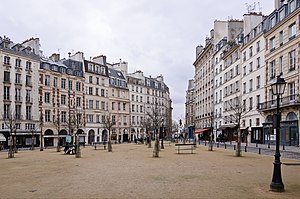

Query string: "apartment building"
[[39, 53, 85, 148], [240, 13, 266, 144], [127, 70, 146, 141], [107, 65, 130, 142], [0, 36, 40, 148], [185, 79, 195, 138], [83, 56, 110, 144], [144, 75, 170, 139], [258, 0, 300, 146]]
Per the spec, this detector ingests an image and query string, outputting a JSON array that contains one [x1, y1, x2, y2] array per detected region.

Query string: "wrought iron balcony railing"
[[257, 94, 300, 111]]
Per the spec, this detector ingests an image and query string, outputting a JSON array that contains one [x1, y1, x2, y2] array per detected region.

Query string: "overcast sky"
[[0, 0, 274, 121]]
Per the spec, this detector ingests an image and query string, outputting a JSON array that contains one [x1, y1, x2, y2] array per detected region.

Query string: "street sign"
[[66, 135, 72, 143]]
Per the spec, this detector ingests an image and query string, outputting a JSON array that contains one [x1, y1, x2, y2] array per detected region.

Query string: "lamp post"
[[270, 75, 286, 192]]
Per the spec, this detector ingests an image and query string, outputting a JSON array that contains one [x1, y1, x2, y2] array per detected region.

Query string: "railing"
[[258, 94, 300, 111]]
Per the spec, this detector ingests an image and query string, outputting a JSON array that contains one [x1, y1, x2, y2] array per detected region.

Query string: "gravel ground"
[[0, 143, 299, 199]]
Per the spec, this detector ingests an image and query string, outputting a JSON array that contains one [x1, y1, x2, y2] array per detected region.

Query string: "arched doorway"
[[59, 130, 68, 146], [102, 130, 108, 142], [123, 129, 128, 142], [44, 129, 54, 147], [88, 130, 95, 145], [131, 128, 136, 143], [282, 112, 299, 146], [76, 129, 85, 145]]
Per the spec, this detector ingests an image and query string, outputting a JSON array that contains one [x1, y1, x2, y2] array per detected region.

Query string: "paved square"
[[0, 143, 299, 199]]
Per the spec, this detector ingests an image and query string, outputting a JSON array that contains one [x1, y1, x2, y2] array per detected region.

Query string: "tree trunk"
[[13, 131, 18, 153], [56, 137, 61, 152], [235, 129, 242, 157], [75, 134, 81, 158], [8, 134, 14, 158], [108, 132, 112, 152], [208, 131, 213, 151], [148, 133, 151, 148], [153, 133, 160, 157]]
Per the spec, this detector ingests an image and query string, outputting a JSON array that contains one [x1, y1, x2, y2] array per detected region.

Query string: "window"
[[112, 102, 115, 110], [235, 65, 239, 76], [61, 79, 66, 89], [249, 79, 253, 92], [96, 101, 100, 109], [54, 77, 58, 87], [101, 89, 105, 97], [132, 104, 135, 112], [68, 80, 73, 90], [26, 61, 31, 70], [256, 118, 260, 126], [243, 82, 246, 94], [249, 97, 253, 110], [289, 23, 296, 39], [270, 60, 276, 79], [289, 50, 296, 71], [76, 82, 81, 91], [279, 56, 283, 74], [290, 0, 296, 12], [4, 86, 10, 100], [26, 75, 32, 86], [249, 62, 253, 72], [243, 66, 246, 76], [4, 56, 10, 65], [4, 71, 10, 83], [243, 52, 246, 62], [256, 41, 260, 53], [15, 73, 21, 84], [96, 77, 99, 85], [89, 76, 93, 84], [256, 76, 260, 89], [269, 37, 275, 50], [249, 46, 253, 57], [76, 97, 81, 107], [44, 92, 50, 103], [279, 31, 283, 45], [15, 105, 21, 120], [15, 59, 21, 67], [89, 100, 93, 109], [123, 103, 126, 111], [101, 101, 105, 110], [61, 111, 66, 123], [256, 57, 260, 69], [3, 104, 10, 119], [61, 95, 66, 105], [256, 95, 260, 108], [271, 16, 276, 28], [26, 106, 32, 120], [45, 75, 50, 86], [88, 87, 92, 95], [26, 90, 31, 102], [45, 110, 51, 122], [289, 82, 295, 101]]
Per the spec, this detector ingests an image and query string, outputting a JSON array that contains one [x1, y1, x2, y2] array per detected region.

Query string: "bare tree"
[[103, 113, 115, 152], [141, 117, 153, 148], [2, 111, 19, 158], [53, 113, 61, 152], [146, 102, 164, 158], [225, 94, 252, 157]]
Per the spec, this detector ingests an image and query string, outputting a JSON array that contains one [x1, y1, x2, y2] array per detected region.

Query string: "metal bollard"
[[230, 141, 232, 145], [217, 142, 219, 148], [225, 144, 227, 149], [258, 148, 261, 154], [283, 145, 285, 150], [268, 143, 270, 148], [234, 145, 236, 150], [245, 146, 247, 152], [256, 142, 258, 147], [205, 141, 207, 146]]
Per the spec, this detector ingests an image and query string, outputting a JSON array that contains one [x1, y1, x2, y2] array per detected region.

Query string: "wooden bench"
[[175, 143, 196, 154], [94, 142, 107, 150]]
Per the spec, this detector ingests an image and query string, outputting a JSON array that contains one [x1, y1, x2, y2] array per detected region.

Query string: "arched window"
[[286, 112, 297, 121]]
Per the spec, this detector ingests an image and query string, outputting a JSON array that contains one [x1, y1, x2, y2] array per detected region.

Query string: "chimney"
[[50, 53, 60, 62]]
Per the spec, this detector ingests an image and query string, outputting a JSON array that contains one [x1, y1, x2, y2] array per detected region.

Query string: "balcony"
[[257, 94, 300, 111]]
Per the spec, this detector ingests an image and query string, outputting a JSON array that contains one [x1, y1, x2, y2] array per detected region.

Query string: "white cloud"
[[0, 0, 274, 120]]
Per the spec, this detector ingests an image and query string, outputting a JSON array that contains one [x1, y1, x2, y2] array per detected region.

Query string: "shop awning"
[[0, 133, 6, 141], [218, 124, 237, 130], [193, 128, 209, 135]]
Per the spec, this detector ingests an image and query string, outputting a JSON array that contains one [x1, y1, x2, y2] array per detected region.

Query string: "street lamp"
[[270, 75, 286, 192]]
